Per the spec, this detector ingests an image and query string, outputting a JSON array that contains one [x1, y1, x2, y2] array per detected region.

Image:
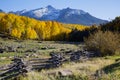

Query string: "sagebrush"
[[85, 31, 120, 56]]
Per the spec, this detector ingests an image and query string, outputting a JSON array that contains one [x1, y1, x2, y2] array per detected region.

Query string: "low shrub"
[[85, 30, 120, 56]]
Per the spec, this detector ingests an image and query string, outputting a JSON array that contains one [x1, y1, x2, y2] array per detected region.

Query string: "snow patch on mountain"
[[10, 5, 108, 25], [21, 5, 60, 20], [65, 8, 87, 16]]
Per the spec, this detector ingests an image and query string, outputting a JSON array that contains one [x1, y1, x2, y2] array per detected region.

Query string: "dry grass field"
[[0, 38, 120, 80]]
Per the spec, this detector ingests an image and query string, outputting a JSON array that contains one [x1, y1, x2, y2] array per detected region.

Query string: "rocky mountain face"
[[2, 5, 108, 25], [0, 9, 4, 12]]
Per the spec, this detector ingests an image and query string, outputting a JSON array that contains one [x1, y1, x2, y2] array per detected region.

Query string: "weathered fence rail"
[[0, 50, 95, 80], [0, 57, 27, 80]]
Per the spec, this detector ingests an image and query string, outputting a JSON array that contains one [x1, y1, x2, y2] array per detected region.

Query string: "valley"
[[0, 2, 120, 80], [0, 38, 119, 80]]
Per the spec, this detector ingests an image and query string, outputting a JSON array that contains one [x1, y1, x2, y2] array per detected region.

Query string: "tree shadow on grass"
[[103, 61, 120, 74]]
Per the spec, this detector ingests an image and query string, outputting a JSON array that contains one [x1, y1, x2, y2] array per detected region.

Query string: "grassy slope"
[[20, 57, 120, 80], [0, 38, 120, 80], [0, 38, 81, 66]]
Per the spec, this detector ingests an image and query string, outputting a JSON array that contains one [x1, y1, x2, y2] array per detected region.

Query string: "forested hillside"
[[0, 13, 90, 41], [100, 16, 120, 32]]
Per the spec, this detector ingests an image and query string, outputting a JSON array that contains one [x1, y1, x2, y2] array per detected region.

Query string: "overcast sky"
[[0, 0, 120, 20]]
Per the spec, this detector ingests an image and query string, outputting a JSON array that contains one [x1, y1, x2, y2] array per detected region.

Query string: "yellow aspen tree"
[[25, 27, 38, 39], [11, 28, 21, 38]]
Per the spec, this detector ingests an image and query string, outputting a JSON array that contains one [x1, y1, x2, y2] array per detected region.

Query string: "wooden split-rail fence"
[[0, 50, 94, 80], [0, 58, 27, 80], [0, 54, 67, 80]]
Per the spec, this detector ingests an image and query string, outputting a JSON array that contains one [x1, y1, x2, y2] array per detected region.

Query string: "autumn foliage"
[[0, 13, 89, 40]]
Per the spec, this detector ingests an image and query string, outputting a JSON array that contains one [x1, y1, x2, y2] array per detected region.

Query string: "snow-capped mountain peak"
[[10, 5, 108, 25], [62, 7, 87, 17], [21, 5, 60, 20], [67, 9, 87, 16], [46, 5, 55, 10]]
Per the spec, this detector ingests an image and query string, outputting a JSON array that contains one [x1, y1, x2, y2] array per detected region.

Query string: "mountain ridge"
[[1, 5, 108, 25]]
